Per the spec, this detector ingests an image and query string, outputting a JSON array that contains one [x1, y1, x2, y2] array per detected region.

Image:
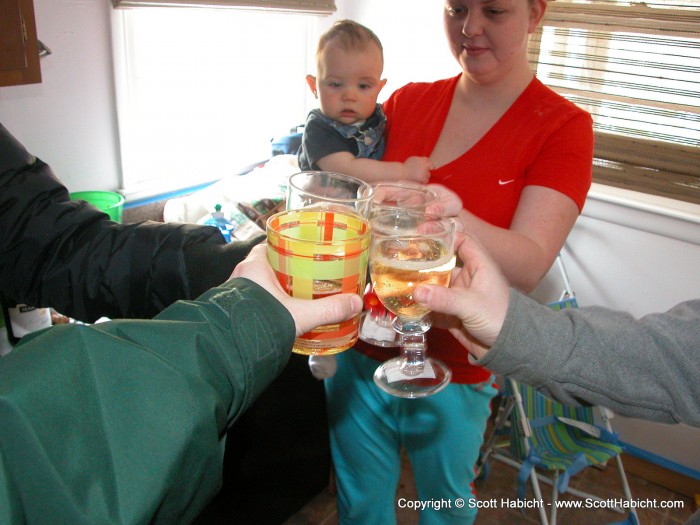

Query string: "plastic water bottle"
[[198, 204, 236, 242]]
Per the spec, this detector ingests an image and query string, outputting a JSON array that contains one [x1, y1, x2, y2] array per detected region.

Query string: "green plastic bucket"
[[70, 191, 125, 223]]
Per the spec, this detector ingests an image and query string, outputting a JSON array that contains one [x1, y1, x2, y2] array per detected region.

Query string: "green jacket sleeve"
[[0, 278, 295, 525]]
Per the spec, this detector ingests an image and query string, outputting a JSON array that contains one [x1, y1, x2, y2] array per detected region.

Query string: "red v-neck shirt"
[[356, 75, 593, 384]]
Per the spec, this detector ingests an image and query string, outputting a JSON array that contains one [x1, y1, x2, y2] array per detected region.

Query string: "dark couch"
[[194, 354, 330, 524]]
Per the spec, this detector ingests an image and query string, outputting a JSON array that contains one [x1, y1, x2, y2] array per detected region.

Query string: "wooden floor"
[[283, 449, 696, 525]]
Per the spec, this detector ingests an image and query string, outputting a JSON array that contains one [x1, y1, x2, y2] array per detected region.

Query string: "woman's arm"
[[458, 185, 580, 292], [429, 183, 580, 293]]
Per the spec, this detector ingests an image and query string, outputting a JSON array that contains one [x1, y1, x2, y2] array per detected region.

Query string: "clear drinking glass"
[[286, 171, 374, 218], [370, 183, 438, 216], [369, 211, 456, 398], [360, 183, 438, 347], [278, 171, 374, 357]]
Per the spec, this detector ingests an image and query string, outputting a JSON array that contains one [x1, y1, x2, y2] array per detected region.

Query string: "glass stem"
[[393, 317, 431, 377], [399, 332, 427, 376]]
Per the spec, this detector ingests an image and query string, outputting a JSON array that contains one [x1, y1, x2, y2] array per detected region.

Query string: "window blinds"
[[112, 0, 335, 14], [529, 0, 700, 204]]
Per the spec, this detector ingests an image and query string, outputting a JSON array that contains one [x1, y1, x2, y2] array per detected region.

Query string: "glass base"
[[373, 356, 452, 398], [292, 334, 357, 356]]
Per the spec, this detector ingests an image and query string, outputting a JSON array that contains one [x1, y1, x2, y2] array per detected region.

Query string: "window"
[[112, 0, 335, 12], [529, 0, 700, 204], [112, 8, 318, 196]]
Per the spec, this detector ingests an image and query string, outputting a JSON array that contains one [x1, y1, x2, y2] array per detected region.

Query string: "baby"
[[298, 19, 432, 183], [300, 20, 432, 379]]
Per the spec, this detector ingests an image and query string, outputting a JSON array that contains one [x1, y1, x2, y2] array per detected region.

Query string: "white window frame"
[[112, 0, 335, 14], [111, 7, 324, 199]]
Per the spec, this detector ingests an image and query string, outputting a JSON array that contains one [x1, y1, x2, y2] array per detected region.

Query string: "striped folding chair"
[[507, 377, 638, 525], [476, 255, 638, 525]]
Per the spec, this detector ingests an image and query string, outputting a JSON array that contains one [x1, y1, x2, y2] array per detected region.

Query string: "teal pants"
[[326, 350, 497, 525]]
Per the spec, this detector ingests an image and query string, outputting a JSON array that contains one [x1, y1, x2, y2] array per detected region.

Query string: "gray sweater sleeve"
[[476, 290, 700, 427]]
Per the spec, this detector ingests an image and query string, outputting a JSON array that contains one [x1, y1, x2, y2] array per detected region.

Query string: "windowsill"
[[120, 179, 220, 209], [119, 159, 269, 209], [583, 183, 700, 245]]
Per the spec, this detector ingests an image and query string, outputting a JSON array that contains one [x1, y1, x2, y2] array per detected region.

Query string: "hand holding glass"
[[369, 212, 455, 398], [266, 207, 370, 355]]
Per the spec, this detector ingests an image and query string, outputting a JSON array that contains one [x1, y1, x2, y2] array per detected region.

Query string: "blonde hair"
[[316, 20, 383, 66]]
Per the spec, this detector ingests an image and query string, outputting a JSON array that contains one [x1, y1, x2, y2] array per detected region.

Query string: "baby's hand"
[[402, 156, 433, 183]]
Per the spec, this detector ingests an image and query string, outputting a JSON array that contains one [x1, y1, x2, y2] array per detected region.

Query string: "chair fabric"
[[508, 294, 625, 496], [508, 378, 623, 496]]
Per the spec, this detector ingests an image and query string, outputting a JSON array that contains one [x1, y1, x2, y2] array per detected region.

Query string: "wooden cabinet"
[[0, 0, 41, 87]]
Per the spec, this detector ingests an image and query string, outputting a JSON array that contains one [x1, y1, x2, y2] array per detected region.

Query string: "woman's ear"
[[528, 0, 547, 33], [306, 75, 318, 97]]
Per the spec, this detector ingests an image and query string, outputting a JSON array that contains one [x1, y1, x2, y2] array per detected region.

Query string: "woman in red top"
[[325, 0, 593, 523]]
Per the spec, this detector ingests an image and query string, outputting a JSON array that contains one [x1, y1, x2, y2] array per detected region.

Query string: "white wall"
[[321, 2, 459, 98], [532, 185, 700, 472], [0, 0, 120, 192], [1, 0, 698, 473]]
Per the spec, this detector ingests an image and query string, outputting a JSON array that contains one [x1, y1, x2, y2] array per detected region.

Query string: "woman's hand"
[[231, 244, 363, 337], [426, 184, 463, 226]]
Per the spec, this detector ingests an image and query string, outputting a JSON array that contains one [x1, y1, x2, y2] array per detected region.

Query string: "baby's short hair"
[[317, 19, 383, 59]]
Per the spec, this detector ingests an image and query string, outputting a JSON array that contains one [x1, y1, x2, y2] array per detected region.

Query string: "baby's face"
[[315, 41, 386, 126]]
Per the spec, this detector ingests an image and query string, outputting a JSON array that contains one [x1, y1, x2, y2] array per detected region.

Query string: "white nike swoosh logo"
[[498, 179, 515, 185]]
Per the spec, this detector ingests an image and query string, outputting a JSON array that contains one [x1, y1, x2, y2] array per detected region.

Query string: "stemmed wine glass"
[[360, 183, 438, 348], [369, 211, 456, 398]]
